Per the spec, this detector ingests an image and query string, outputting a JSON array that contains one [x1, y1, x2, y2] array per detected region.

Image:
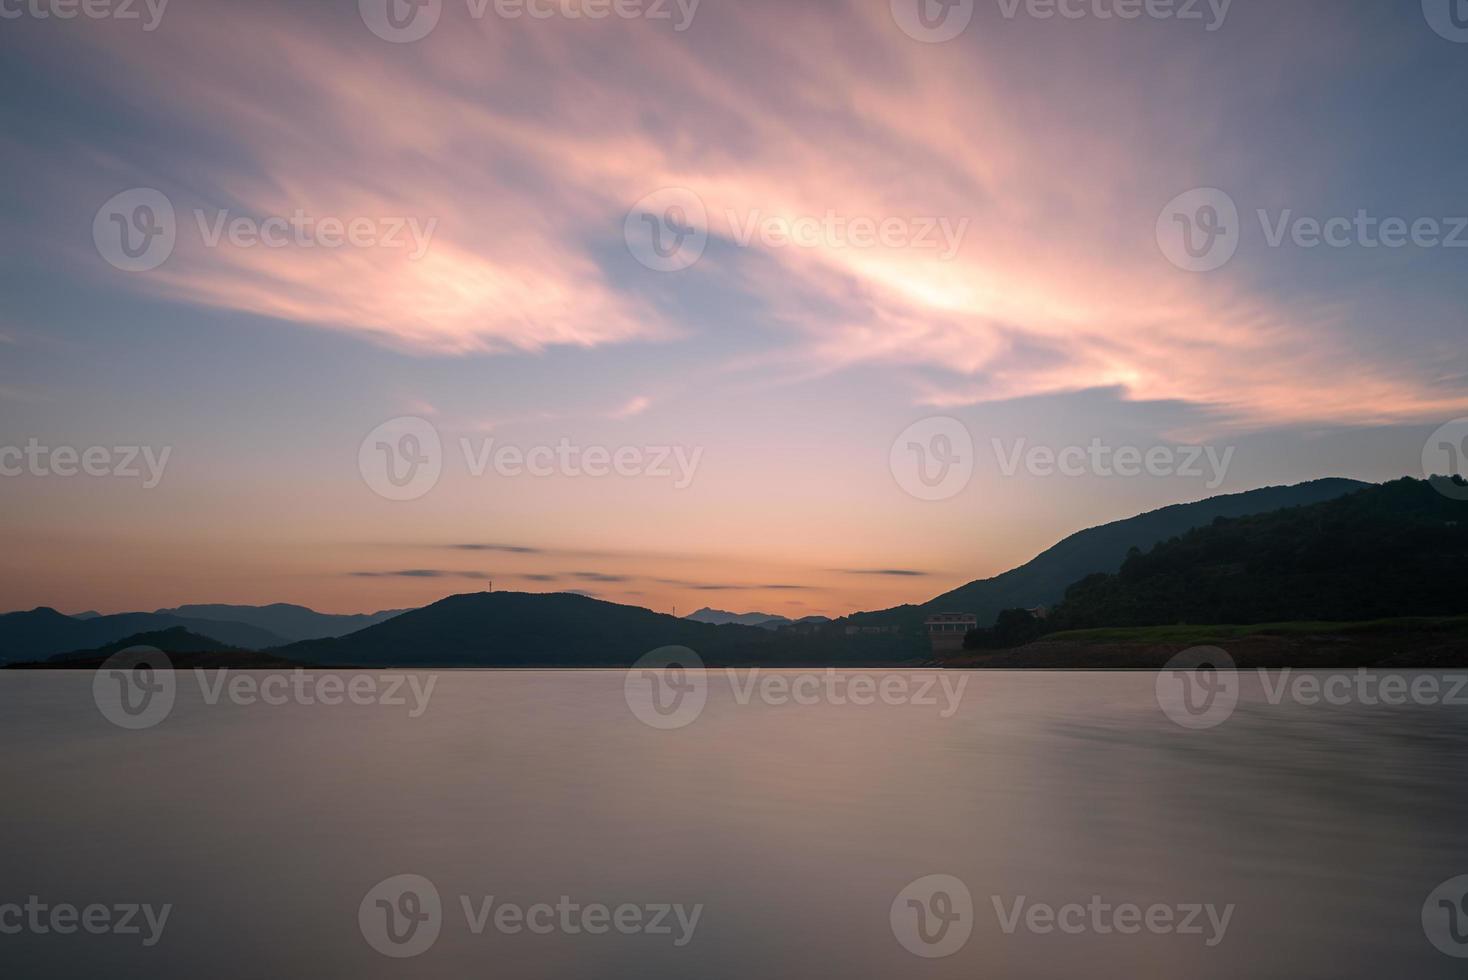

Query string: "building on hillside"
[[924, 612, 977, 653]]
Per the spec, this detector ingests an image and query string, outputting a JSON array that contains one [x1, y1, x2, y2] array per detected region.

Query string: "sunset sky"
[[1, 0, 1465, 616]]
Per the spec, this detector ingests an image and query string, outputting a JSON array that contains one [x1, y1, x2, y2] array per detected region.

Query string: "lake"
[[3, 667, 1468, 978]]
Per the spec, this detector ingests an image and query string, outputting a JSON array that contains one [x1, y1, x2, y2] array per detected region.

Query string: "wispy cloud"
[[350, 569, 490, 580], [837, 569, 931, 577], [59, 0, 1467, 426]]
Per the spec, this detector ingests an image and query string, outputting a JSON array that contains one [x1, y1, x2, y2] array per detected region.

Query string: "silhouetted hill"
[[6, 627, 310, 670], [846, 478, 1369, 630], [48, 626, 235, 660], [1047, 477, 1468, 628], [280, 592, 913, 667], [0, 608, 287, 662], [154, 603, 407, 642]]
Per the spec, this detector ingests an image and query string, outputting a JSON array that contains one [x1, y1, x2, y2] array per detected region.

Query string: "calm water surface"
[[3, 669, 1467, 978]]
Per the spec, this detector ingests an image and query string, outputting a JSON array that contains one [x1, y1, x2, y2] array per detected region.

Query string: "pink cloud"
[[62, 0, 1468, 427]]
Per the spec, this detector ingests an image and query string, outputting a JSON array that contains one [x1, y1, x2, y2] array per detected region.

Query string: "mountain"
[[153, 603, 407, 642], [1046, 476, 1468, 629], [684, 607, 791, 627], [281, 592, 909, 667], [48, 626, 236, 661], [846, 477, 1370, 631], [9, 627, 308, 670], [0, 608, 287, 663]]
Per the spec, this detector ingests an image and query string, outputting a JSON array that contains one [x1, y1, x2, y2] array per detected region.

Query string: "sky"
[[0, 0, 1465, 616]]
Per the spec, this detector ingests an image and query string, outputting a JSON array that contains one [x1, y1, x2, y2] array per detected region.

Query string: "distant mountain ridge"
[[847, 477, 1371, 630], [684, 607, 831, 629], [0, 602, 407, 663], [0, 608, 288, 663], [154, 603, 406, 642]]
